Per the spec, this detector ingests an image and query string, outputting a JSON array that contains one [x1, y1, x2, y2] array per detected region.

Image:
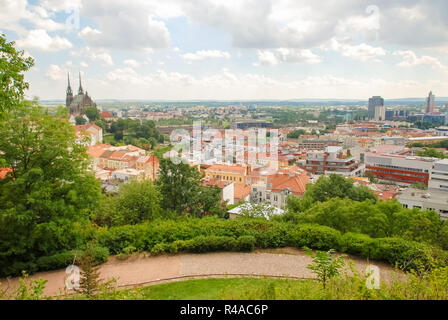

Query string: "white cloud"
[[322, 39, 386, 62], [72, 47, 114, 66], [255, 50, 278, 66], [0, 0, 66, 34], [182, 50, 231, 62], [394, 50, 448, 73], [15, 29, 73, 51], [255, 48, 321, 66], [124, 59, 141, 68], [45, 61, 73, 80], [46, 64, 63, 80], [80, 1, 171, 51]]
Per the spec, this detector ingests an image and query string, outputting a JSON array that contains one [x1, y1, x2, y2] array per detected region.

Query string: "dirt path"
[[0, 248, 400, 297]]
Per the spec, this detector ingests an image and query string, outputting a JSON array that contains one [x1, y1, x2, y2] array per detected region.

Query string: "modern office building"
[[365, 153, 435, 186], [425, 91, 435, 114], [368, 96, 385, 120]]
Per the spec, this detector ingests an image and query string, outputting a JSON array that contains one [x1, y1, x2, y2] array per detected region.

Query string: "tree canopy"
[[0, 102, 102, 272], [0, 34, 34, 114]]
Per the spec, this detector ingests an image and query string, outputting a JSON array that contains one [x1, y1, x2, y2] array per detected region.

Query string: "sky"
[[2, 0, 448, 101]]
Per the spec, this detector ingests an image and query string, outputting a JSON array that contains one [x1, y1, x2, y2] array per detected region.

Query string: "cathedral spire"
[[78, 72, 84, 95], [66, 72, 73, 107]]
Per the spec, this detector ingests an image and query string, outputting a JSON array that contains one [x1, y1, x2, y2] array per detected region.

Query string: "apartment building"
[[251, 171, 309, 208], [301, 146, 365, 177], [204, 164, 248, 184]]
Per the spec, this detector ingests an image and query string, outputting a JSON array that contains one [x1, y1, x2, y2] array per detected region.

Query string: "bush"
[[289, 224, 342, 251], [340, 233, 374, 258], [150, 243, 170, 256], [36, 251, 81, 271], [237, 236, 256, 252]]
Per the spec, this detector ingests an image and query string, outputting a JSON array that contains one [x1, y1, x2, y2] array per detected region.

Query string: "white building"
[[397, 188, 448, 220], [429, 159, 448, 192]]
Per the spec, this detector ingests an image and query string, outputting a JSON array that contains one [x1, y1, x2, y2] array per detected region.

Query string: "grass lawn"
[[89, 278, 334, 300]]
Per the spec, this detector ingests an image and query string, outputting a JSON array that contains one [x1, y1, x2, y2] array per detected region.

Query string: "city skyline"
[[2, 0, 448, 100]]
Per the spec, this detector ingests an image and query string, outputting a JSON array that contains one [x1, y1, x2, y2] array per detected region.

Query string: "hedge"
[[4, 217, 448, 277], [1, 245, 110, 278]]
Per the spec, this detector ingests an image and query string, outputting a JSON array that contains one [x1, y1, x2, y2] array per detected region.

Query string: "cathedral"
[[66, 72, 97, 115]]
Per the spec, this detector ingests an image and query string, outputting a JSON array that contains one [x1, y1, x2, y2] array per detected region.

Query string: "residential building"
[[204, 164, 248, 184], [301, 146, 365, 176], [135, 155, 160, 181], [251, 171, 309, 208], [74, 123, 103, 146]]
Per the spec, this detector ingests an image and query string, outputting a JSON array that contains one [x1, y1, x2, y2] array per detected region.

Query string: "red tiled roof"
[[100, 111, 114, 118], [0, 168, 12, 179], [267, 173, 309, 195], [234, 183, 251, 199]]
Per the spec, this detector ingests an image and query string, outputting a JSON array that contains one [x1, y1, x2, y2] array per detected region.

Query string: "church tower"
[[66, 72, 73, 107], [78, 72, 84, 95]]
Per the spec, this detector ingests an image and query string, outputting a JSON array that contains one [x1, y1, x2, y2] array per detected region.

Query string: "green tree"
[[77, 244, 101, 299], [307, 174, 377, 203], [84, 106, 100, 122], [157, 159, 221, 216], [0, 102, 101, 274], [304, 248, 346, 289], [95, 180, 162, 226], [75, 116, 87, 125], [365, 172, 378, 184], [287, 129, 306, 139], [0, 34, 34, 114]]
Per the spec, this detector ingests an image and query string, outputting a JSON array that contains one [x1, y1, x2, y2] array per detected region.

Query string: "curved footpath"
[[0, 248, 401, 297]]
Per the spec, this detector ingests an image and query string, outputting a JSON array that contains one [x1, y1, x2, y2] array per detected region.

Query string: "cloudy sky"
[[2, 0, 448, 100]]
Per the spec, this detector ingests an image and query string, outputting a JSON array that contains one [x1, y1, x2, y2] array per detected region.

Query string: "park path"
[[0, 248, 400, 297]]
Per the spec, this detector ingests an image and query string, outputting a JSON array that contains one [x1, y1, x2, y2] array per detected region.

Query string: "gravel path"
[[0, 248, 400, 297]]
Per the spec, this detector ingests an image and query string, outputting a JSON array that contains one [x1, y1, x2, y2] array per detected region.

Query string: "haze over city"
[[2, 0, 448, 100]]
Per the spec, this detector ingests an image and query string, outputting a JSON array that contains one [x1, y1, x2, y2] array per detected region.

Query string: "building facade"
[[365, 153, 434, 186], [368, 96, 384, 120]]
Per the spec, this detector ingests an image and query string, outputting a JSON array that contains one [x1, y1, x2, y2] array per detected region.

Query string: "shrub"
[[340, 233, 375, 258], [289, 224, 342, 251], [36, 251, 81, 271], [237, 236, 256, 252], [150, 243, 169, 256]]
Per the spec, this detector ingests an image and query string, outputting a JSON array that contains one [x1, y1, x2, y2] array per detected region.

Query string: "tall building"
[[368, 96, 384, 120], [425, 91, 435, 114], [66, 72, 97, 116]]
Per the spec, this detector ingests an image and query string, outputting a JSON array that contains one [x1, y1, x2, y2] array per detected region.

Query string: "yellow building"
[[205, 164, 247, 184]]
